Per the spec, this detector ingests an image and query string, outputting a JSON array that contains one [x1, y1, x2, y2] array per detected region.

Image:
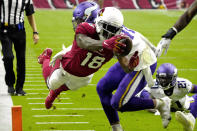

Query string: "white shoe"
[[156, 97, 171, 128], [175, 111, 195, 131], [111, 124, 124, 131]]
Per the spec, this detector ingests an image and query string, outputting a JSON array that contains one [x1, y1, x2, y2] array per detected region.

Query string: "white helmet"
[[95, 7, 124, 40]]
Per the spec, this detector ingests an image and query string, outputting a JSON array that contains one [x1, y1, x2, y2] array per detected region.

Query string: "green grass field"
[[11, 9, 197, 131]]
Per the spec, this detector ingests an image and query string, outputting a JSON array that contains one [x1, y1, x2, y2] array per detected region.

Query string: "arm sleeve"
[[25, 0, 35, 16]]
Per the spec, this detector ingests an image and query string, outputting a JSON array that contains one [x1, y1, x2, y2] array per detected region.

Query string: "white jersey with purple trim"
[[121, 26, 157, 71], [145, 77, 193, 110]]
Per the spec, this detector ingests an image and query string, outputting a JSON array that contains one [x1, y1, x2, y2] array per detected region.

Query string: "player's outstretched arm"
[[76, 34, 128, 53], [156, 0, 197, 58], [76, 34, 103, 51], [174, 0, 197, 33]]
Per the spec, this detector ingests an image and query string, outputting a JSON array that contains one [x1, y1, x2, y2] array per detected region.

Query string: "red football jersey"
[[61, 22, 114, 77]]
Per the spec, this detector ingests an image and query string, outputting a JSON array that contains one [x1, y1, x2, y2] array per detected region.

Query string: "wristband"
[[33, 32, 39, 35], [162, 27, 177, 40]]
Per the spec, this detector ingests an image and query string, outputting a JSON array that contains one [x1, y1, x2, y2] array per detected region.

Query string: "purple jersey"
[[61, 22, 114, 77]]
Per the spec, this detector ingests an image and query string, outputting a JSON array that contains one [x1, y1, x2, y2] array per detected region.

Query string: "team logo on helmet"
[[98, 8, 105, 16]]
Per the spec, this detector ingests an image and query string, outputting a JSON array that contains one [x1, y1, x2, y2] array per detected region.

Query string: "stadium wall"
[[33, 0, 194, 9]]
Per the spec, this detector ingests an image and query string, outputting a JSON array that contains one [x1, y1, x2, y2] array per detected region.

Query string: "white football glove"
[[155, 38, 171, 58], [49, 44, 72, 67]]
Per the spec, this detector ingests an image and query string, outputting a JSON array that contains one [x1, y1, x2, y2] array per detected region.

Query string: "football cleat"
[[45, 89, 59, 109], [16, 89, 26, 96], [175, 111, 195, 131], [156, 97, 171, 128], [38, 48, 53, 64], [8, 86, 15, 95], [111, 124, 124, 131]]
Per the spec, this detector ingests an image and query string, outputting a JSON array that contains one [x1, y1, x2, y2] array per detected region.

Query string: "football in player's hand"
[[118, 36, 132, 56]]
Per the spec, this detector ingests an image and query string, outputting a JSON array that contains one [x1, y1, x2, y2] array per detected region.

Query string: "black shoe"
[[16, 90, 26, 96], [8, 86, 15, 95]]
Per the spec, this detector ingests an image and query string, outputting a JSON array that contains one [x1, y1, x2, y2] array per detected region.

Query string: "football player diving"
[[140, 63, 197, 131], [38, 2, 134, 110], [39, 1, 170, 131]]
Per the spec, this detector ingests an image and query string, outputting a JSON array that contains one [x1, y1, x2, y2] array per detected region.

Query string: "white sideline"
[[0, 53, 13, 131]]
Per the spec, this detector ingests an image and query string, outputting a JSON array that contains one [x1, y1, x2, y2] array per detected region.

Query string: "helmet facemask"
[[95, 7, 124, 40], [97, 20, 122, 40], [156, 73, 177, 90]]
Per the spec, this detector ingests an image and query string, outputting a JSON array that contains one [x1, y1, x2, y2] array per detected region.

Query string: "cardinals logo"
[[98, 8, 105, 16]]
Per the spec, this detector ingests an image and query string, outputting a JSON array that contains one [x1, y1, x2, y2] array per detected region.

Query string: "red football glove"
[[129, 51, 139, 70], [102, 34, 127, 53]]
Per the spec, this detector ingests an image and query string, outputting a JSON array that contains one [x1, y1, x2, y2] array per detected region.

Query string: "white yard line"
[[25, 81, 44, 82], [32, 108, 103, 111], [33, 115, 84, 117], [27, 98, 70, 99], [25, 85, 46, 86], [28, 103, 73, 105], [27, 93, 66, 95], [0, 53, 13, 131], [41, 130, 95, 131], [36, 122, 89, 124], [25, 89, 48, 90]]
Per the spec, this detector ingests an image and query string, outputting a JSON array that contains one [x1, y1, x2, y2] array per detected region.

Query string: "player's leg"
[[38, 48, 53, 82], [111, 63, 157, 111], [0, 33, 15, 94], [12, 30, 26, 95], [175, 111, 195, 131], [45, 65, 93, 109], [45, 84, 69, 109], [190, 94, 197, 118], [176, 94, 197, 131], [45, 66, 70, 109], [96, 62, 126, 131], [111, 70, 155, 111]]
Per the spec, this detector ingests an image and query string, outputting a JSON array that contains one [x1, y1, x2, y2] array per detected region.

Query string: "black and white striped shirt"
[[0, 0, 35, 25]]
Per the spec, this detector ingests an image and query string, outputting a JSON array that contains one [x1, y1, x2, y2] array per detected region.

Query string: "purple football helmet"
[[72, 1, 100, 30], [156, 63, 177, 90]]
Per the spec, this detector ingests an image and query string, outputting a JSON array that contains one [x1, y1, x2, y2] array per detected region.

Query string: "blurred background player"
[[96, 8, 172, 131], [139, 63, 197, 131], [38, 3, 130, 109], [156, 0, 197, 57]]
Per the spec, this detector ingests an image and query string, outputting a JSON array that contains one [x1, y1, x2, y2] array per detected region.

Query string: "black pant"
[[0, 25, 26, 91]]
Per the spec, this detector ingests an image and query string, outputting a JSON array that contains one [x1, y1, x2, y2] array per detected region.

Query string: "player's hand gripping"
[[102, 34, 127, 54], [129, 51, 139, 70], [155, 38, 171, 58]]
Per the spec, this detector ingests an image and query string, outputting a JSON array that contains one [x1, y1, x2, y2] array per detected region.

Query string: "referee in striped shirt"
[[0, 0, 39, 95]]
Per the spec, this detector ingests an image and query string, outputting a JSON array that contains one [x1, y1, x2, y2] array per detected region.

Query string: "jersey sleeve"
[[25, 0, 35, 16], [75, 22, 96, 35]]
